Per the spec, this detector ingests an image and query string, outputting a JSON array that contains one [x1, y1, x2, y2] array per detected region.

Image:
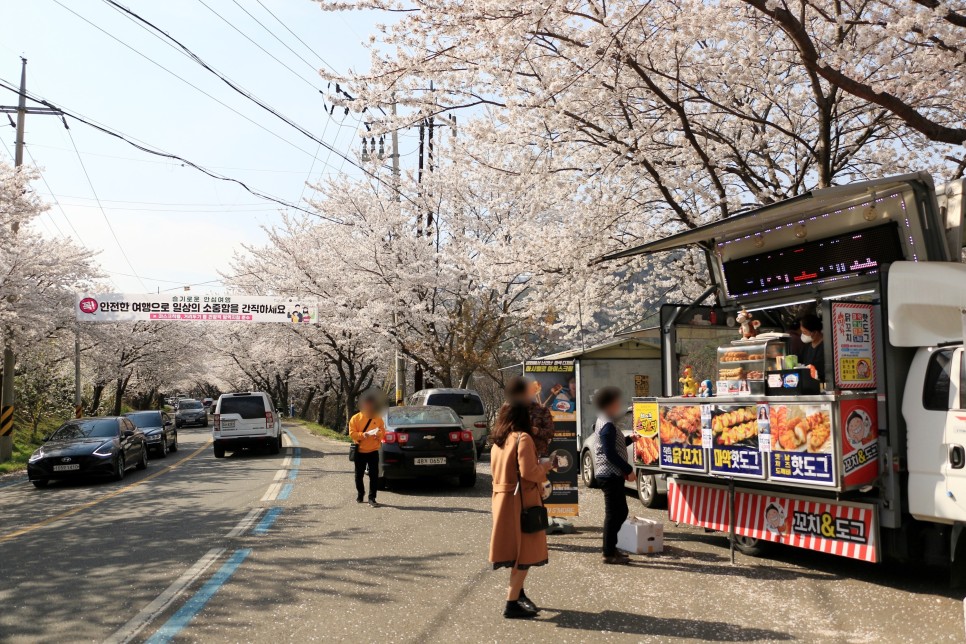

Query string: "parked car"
[[125, 410, 178, 457], [175, 399, 208, 428], [408, 388, 488, 452], [212, 391, 282, 458], [202, 397, 214, 410], [381, 405, 477, 489], [579, 406, 667, 507], [27, 417, 148, 488]]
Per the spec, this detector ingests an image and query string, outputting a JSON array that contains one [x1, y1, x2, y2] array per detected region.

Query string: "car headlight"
[[28, 449, 44, 463], [93, 442, 114, 457]]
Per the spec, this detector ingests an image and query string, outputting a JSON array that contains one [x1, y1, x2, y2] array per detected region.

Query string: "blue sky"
[[0, 0, 403, 293]]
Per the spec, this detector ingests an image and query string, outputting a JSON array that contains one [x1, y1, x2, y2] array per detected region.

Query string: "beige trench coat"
[[488, 431, 549, 570]]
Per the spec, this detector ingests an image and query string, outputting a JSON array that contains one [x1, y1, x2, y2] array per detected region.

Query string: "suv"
[[408, 388, 488, 451], [175, 399, 208, 428], [212, 392, 282, 458]]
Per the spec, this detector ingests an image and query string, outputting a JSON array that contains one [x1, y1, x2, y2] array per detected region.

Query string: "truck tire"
[[637, 473, 657, 508], [213, 443, 225, 459], [733, 535, 767, 556], [581, 450, 598, 488], [269, 434, 281, 455]]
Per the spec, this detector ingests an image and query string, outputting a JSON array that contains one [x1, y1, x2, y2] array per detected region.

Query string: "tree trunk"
[[89, 384, 105, 416], [300, 388, 316, 420], [112, 373, 132, 416]]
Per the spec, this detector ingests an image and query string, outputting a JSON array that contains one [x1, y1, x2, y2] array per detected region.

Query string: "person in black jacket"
[[592, 387, 636, 565]]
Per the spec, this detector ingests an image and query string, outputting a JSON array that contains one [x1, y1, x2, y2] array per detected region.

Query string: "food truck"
[[600, 172, 966, 566]]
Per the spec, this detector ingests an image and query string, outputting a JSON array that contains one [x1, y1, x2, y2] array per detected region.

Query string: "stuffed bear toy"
[[736, 308, 761, 339]]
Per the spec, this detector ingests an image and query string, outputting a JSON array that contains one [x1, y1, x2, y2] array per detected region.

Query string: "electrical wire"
[[64, 124, 149, 291], [253, 0, 339, 74], [228, 0, 323, 76], [0, 79, 337, 221]]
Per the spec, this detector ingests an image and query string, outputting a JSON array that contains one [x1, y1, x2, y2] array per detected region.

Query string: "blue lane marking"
[[252, 507, 283, 536], [284, 430, 300, 446], [144, 548, 252, 644], [0, 478, 26, 489], [277, 483, 294, 500]]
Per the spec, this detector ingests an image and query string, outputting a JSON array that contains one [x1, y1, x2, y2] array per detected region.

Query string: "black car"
[[27, 417, 148, 488], [380, 406, 477, 488], [175, 399, 208, 428], [125, 410, 178, 457]]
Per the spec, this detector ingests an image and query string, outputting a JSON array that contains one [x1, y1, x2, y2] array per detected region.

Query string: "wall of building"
[[576, 357, 663, 447]]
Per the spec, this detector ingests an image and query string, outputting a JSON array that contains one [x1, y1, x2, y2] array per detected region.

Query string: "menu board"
[[840, 397, 879, 488], [767, 402, 836, 486], [710, 404, 765, 479], [831, 302, 877, 389], [632, 400, 660, 467], [658, 403, 707, 472]]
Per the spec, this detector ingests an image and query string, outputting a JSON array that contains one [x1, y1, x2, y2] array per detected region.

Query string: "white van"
[[409, 388, 488, 451], [212, 391, 282, 458]]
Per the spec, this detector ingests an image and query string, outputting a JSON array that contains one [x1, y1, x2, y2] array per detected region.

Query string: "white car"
[[212, 391, 282, 458], [408, 388, 488, 451]]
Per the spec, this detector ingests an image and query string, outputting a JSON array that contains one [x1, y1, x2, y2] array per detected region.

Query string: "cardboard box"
[[616, 516, 664, 554]]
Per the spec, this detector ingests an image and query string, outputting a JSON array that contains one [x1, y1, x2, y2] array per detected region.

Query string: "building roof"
[[536, 335, 661, 361]]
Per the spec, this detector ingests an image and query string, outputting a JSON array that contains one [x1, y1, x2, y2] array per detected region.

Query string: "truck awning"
[[887, 262, 966, 347], [595, 172, 936, 263]]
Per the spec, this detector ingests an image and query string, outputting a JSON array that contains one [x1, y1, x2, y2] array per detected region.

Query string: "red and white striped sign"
[[668, 479, 878, 562]]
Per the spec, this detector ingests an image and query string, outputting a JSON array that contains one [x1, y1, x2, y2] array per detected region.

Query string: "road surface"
[[0, 423, 963, 642]]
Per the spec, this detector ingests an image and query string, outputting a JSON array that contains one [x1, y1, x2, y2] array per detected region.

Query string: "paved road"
[[1, 423, 963, 643]]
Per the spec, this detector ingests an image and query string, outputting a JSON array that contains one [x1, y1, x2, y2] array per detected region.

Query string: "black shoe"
[[356, 496, 364, 503], [368, 499, 380, 508], [503, 600, 537, 619], [518, 589, 539, 613]]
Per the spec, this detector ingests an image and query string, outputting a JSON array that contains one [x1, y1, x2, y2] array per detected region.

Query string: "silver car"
[[408, 388, 488, 452]]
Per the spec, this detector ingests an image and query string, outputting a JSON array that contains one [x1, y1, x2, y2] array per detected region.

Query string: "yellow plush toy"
[[679, 365, 699, 397]]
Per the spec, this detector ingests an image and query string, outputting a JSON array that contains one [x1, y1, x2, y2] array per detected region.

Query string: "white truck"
[[600, 172, 966, 570]]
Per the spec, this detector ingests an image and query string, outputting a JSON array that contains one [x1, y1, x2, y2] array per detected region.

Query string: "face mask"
[[800, 333, 813, 344]]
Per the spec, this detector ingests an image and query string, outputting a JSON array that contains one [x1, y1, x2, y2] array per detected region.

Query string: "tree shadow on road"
[[540, 608, 795, 641]]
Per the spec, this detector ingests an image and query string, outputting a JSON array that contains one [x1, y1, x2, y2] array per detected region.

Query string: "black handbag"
[[515, 433, 550, 534], [349, 418, 373, 461]]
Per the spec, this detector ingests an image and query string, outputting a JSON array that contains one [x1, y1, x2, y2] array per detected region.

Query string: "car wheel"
[[269, 435, 281, 455], [458, 471, 477, 488], [734, 535, 767, 556], [581, 450, 598, 488], [31, 479, 48, 489], [170, 434, 178, 452], [203, 419, 209, 428], [637, 473, 657, 508], [114, 454, 126, 481], [137, 446, 148, 470], [377, 477, 389, 491], [213, 443, 225, 459], [158, 437, 168, 458]]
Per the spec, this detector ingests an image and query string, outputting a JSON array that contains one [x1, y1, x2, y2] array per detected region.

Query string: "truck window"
[[220, 396, 267, 419], [923, 349, 954, 411]]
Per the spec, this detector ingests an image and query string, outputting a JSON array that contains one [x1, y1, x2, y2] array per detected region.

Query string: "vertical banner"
[[632, 399, 659, 466], [840, 397, 879, 489], [524, 360, 579, 517], [831, 302, 877, 389]]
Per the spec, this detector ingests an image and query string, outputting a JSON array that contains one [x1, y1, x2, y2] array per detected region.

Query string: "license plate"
[[414, 457, 446, 466], [221, 420, 235, 429], [53, 464, 80, 472]]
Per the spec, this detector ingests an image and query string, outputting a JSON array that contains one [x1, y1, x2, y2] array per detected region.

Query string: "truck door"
[[943, 348, 966, 508]]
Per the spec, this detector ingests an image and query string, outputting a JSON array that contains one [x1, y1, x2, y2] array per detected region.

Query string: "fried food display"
[[770, 406, 832, 452], [712, 406, 758, 446], [746, 370, 764, 380], [659, 405, 701, 445], [718, 367, 745, 380], [720, 351, 750, 362], [635, 434, 660, 464]]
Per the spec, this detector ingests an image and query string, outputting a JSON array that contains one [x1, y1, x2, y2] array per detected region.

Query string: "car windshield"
[[387, 407, 461, 426], [126, 411, 163, 428], [220, 396, 266, 419], [426, 393, 484, 416], [179, 401, 203, 410], [50, 419, 118, 440]]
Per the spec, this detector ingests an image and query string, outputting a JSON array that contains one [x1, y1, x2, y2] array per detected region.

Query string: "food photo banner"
[[76, 293, 319, 324]]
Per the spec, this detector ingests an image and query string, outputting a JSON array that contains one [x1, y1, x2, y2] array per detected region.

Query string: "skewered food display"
[[712, 406, 758, 446], [770, 406, 832, 453], [718, 367, 745, 380], [635, 433, 659, 464], [659, 405, 701, 445], [746, 370, 764, 380]]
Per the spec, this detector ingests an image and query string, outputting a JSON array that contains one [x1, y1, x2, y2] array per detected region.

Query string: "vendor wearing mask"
[[797, 314, 826, 381]]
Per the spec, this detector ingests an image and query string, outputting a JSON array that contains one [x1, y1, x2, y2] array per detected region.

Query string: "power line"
[[228, 0, 324, 76], [253, 0, 340, 74], [64, 124, 149, 291], [0, 79, 337, 221]]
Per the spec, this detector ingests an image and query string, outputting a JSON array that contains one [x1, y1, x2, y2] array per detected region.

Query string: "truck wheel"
[[269, 435, 281, 455], [213, 443, 225, 459], [734, 535, 767, 556], [637, 474, 657, 508], [581, 450, 598, 488]]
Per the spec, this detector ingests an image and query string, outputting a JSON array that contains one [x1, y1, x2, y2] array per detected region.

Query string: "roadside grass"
[[292, 420, 352, 443], [0, 417, 63, 474]]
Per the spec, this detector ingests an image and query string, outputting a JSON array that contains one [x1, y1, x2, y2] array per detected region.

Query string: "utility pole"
[[391, 101, 406, 405], [0, 59, 63, 461]]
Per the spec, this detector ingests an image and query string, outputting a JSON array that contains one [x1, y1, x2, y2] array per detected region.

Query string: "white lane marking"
[[282, 433, 293, 449], [104, 548, 225, 644], [273, 469, 286, 481], [261, 481, 283, 502], [224, 508, 264, 538]]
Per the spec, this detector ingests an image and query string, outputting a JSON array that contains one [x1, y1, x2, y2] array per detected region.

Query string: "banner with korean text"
[[76, 293, 318, 324]]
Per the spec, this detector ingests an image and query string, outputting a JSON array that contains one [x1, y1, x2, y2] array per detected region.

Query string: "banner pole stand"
[[729, 477, 736, 565]]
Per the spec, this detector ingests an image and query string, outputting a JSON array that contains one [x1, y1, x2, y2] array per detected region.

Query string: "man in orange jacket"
[[349, 393, 387, 507]]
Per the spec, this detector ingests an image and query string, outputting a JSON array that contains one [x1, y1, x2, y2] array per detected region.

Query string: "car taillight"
[[265, 411, 274, 428], [397, 432, 409, 444], [383, 432, 397, 444], [449, 431, 461, 443], [474, 421, 487, 428], [213, 414, 220, 429], [461, 430, 474, 442]]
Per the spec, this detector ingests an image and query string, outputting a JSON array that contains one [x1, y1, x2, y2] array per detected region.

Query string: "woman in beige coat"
[[489, 402, 553, 619]]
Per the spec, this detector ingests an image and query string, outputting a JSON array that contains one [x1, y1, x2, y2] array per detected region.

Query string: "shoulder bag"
[[349, 417, 373, 462], [515, 433, 550, 534]]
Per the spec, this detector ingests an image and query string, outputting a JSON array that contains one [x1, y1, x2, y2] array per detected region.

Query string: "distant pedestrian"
[[489, 402, 554, 619], [592, 386, 635, 565], [505, 376, 554, 456], [348, 392, 386, 508]]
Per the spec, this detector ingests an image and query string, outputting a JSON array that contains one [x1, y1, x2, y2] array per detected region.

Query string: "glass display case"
[[716, 339, 787, 396]]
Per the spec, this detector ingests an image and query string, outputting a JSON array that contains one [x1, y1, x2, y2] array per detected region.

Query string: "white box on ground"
[[617, 516, 664, 554]]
